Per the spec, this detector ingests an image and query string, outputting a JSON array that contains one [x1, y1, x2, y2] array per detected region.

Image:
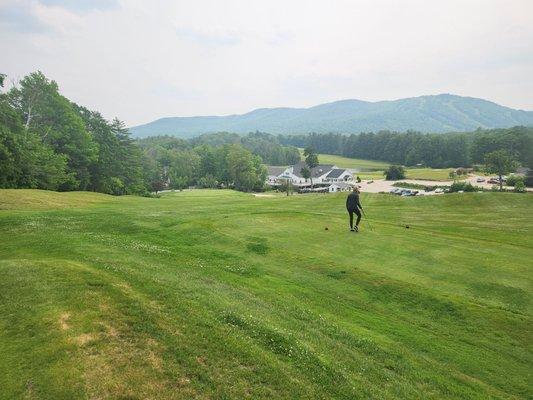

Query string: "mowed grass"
[[404, 168, 457, 181], [0, 189, 116, 210], [303, 151, 390, 170], [308, 151, 458, 181], [0, 189, 531, 399], [356, 168, 457, 181]]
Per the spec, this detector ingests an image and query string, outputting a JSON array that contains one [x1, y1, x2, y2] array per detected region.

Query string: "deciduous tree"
[[303, 146, 319, 187], [484, 150, 518, 191]]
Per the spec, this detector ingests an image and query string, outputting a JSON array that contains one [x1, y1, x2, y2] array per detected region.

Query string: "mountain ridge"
[[129, 94, 533, 138]]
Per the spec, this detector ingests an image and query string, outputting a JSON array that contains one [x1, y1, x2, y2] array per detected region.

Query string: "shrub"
[[514, 181, 526, 193], [449, 182, 477, 192], [506, 175, 524, 187], [384, 165, 406, 180]]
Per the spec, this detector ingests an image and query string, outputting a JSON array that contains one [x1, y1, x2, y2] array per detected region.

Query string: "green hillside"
[[0, 189, 531, 399], [129, 94, 533, 138]]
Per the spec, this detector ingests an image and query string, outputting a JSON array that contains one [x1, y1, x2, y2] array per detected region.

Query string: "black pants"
[[347, 208, 361, 229]]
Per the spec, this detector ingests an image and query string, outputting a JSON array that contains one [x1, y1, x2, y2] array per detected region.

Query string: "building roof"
[[266, 166, 287, 177], [326, 168, 347, 178], [292, 161, 335, 178]]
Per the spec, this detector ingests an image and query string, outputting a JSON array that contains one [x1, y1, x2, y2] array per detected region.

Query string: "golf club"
[[362, 209, 374, 231]]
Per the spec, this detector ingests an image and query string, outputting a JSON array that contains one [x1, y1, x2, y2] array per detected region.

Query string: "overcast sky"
[[1, 0, 532, 126]]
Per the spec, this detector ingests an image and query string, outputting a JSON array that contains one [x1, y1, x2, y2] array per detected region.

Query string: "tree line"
[[0, 72, 300, 194], [1, 72, 145, 194], [189, 131, 301, 166], [138, 135, 267, 192], [278, 128, 533, 169], [137, 131, 300, 192]]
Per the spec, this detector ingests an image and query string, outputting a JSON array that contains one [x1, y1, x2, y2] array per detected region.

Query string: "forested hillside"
[[129, 94, 533, 138]]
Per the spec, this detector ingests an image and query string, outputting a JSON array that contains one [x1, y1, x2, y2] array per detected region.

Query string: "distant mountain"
[[129, 94, 533, 138]]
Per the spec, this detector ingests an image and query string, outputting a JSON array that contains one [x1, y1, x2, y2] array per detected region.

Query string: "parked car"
[[389, 188, 400, 194], [487, 178, 499, 184], [476, 177, 485, 183], [434, 188, 444, 193], [401, 190, 412, 196]]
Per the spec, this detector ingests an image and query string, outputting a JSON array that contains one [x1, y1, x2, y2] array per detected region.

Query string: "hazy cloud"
[[1, 0, 532, 126], [176, 27, 242, 47], [0, 2, 50, 33], [37, 0, 119, 13]]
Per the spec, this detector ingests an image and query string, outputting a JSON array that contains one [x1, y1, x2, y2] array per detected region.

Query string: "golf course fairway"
[[0, 189, 531, 399]]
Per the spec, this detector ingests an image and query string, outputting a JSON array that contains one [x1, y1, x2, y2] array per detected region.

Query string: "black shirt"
[[346, 192, 362, 210]]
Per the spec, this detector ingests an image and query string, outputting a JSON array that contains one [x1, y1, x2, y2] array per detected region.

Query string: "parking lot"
[[358, 175, 530, 195]]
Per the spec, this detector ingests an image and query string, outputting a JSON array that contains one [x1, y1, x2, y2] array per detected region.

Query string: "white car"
[[476, 177, 485, 183], [434, 188, 444, 193]]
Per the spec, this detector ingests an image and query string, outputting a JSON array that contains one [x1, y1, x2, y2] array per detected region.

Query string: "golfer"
[[346, 186, 363, 232]]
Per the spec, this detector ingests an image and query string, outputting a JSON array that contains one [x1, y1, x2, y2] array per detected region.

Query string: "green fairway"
[[0, 189, 531, 399], [295, 151, 386, 180], [301, 151, 458, 181], [308, 152, 390, 170], [356, 168, 459, 181], [404, 168, 458, 181]]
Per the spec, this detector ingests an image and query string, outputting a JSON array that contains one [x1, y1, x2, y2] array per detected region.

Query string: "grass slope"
[[0, 189, 531, 399]]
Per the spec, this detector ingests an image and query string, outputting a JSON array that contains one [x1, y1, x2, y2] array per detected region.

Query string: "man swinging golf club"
[[346, 186, 363, 232]]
